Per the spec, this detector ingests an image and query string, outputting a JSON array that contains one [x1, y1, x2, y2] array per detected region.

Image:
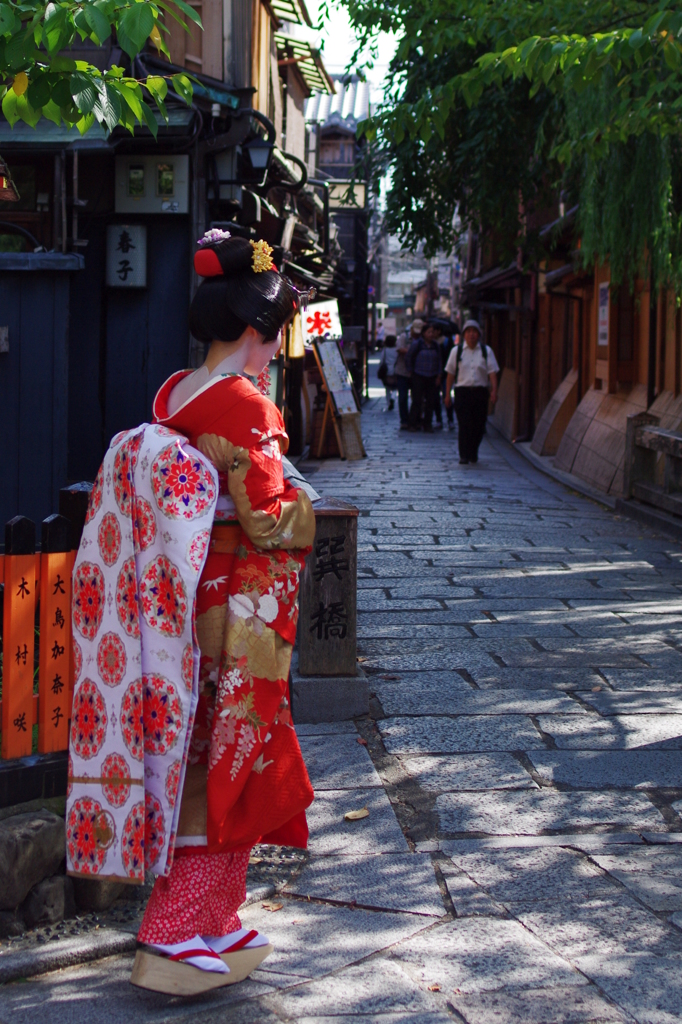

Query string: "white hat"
[[462, 319, 482, 336]]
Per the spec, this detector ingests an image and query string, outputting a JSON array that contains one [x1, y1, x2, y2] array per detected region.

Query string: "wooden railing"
[[624, 412, 682, 518], [0, 483, 91, 768]]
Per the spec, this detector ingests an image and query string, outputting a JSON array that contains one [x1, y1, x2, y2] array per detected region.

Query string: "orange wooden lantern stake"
[[1, 517, 37, 760], [38, 515, 72, 753]]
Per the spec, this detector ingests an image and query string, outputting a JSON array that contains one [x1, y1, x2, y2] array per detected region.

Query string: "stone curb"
[[0, 882, 276, 985], [0, 929, 136, 985], [492, 426, 682, 541]]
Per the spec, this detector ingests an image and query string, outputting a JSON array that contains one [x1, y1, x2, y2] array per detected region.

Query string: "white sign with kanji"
[[304, 300, 342, 339], [106, 224, 147, 288]]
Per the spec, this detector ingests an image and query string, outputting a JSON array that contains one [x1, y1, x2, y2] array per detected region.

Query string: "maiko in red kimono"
[[137, 370, 315, 944]]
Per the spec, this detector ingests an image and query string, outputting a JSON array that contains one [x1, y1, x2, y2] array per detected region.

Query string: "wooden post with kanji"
[[38, 515, 71, 753], [293, 498, 367, 721], [1, 517, 37, 759], [298, 498, 358, 676]]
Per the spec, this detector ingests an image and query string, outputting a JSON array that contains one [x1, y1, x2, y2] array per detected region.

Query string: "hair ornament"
[[197, 227, 231, 247], [251, 238, 275, 273], [285, 279, 316, 312]]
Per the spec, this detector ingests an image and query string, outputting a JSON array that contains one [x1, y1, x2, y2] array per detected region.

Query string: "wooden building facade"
[[462, 209, 682, 498]]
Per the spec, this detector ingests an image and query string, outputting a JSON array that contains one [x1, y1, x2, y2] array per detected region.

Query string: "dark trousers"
[[454, 386, 489, 460], [396, 376, 410, 425], [410, 374, 439, 429]]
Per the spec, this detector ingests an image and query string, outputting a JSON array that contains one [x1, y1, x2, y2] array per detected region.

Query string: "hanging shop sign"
[[304, 299, 342, 340], [106, 224, 147, 288]]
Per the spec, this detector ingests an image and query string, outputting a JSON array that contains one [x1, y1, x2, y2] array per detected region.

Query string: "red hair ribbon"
[[194, 248, 223, 277]]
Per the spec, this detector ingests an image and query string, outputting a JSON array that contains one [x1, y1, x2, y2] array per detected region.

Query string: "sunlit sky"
[[299, 0, 398, 105]]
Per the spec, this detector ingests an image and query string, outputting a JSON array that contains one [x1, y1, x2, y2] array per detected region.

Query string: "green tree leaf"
[[83, 3, 111, 44], [70, 70, 98, 114], [171, 72, 193, 104], [117, 2, 155, 58]]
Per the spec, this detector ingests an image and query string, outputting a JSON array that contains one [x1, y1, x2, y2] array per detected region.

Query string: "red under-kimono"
[[137, 371, 315, 943]]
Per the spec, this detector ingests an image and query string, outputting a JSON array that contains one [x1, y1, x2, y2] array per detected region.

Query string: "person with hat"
[[444, 319, 499, 464]]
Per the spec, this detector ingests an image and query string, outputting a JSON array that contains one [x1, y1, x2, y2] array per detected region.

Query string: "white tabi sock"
[[149, 934, 229, 973], [202, 928, 270, 954]]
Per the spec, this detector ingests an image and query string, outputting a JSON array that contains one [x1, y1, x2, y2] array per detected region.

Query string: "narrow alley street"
[[3, 378, 682, 1023]]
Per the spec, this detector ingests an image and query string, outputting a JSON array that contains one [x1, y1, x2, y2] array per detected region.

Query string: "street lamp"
[[0, 155, 19, 202], [243, 135, 274, 173]]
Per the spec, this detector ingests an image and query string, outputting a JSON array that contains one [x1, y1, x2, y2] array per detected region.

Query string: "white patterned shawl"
[[65, 423, 218, 883]]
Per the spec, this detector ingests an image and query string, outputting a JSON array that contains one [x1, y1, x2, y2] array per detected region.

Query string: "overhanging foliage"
[[338, 0, 682, 288], [0, 0, 200, 136]]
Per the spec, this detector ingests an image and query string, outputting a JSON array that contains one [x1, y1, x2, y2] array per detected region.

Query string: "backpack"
[[453, 339, 488, 383]]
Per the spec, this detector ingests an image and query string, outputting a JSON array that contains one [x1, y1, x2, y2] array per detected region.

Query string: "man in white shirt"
[[444, 319, 499, 465]]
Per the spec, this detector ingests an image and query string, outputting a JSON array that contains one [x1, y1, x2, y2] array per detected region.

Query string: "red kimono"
[[137, 371, 315, 944]]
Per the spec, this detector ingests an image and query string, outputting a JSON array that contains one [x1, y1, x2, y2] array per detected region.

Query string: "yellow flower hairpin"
[[251, 239, 274, 273]]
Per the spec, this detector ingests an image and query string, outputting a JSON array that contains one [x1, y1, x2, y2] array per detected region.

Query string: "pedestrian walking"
[[395, 319, 423, 430], [444, 319, 499, 463], [377, 334, 399, 410], [407, 321, 442, 432]]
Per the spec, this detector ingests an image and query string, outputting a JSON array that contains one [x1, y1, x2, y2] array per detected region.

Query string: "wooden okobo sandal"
[[130, 943, 233, 996], [205, 929, 274, 983]]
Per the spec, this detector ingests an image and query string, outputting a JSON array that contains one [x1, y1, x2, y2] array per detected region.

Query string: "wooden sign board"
[[312, 338, 365, 461], [314, 338, 358, 416]]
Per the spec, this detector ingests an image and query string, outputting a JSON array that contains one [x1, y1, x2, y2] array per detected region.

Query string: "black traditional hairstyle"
[[189, 236, 297, 344]]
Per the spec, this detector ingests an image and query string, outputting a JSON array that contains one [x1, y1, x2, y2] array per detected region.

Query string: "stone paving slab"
[[380, 715, 545, 754], [297, 735, 383, 790], [437, 789, 667, 836], [488, 649, 647, 668], [469, 622, 579, 638], [367, 669, 474, 693], [471, 668, 605, 690], [516, 898, 682, 960], [389, 916, 586, 994], [528, 749, 682, 789], [449, 846, 617, 905], [449, 984, 631, 1024], [282, 853, 445, 916], [374, 685, 586, 718], [600, 668, 682, 691], [536, 713, 682, 749], [262, 959, 445, 1021], [241, 900, 431, 981], [358, 623, 473, 639], [291, 1014, 454, 1024], [572, 952, 682, 1024], [306, 789, 409, 855], [438, 862, 508, 918], [397, 753, 537, 791], [580, 691, 682, 715]]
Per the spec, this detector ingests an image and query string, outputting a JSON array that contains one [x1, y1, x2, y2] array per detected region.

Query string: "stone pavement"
[[4, 373, 682, 1023]]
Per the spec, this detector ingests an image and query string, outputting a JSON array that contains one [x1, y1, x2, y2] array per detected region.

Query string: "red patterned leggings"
[[137, 849, 251, 944]]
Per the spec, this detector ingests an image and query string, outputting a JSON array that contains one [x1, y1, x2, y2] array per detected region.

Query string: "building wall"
[[251, 0, 271, 114], [166, 0, 224, 78], [285, 68, 308, 162], [533, 260, 682, 495]]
